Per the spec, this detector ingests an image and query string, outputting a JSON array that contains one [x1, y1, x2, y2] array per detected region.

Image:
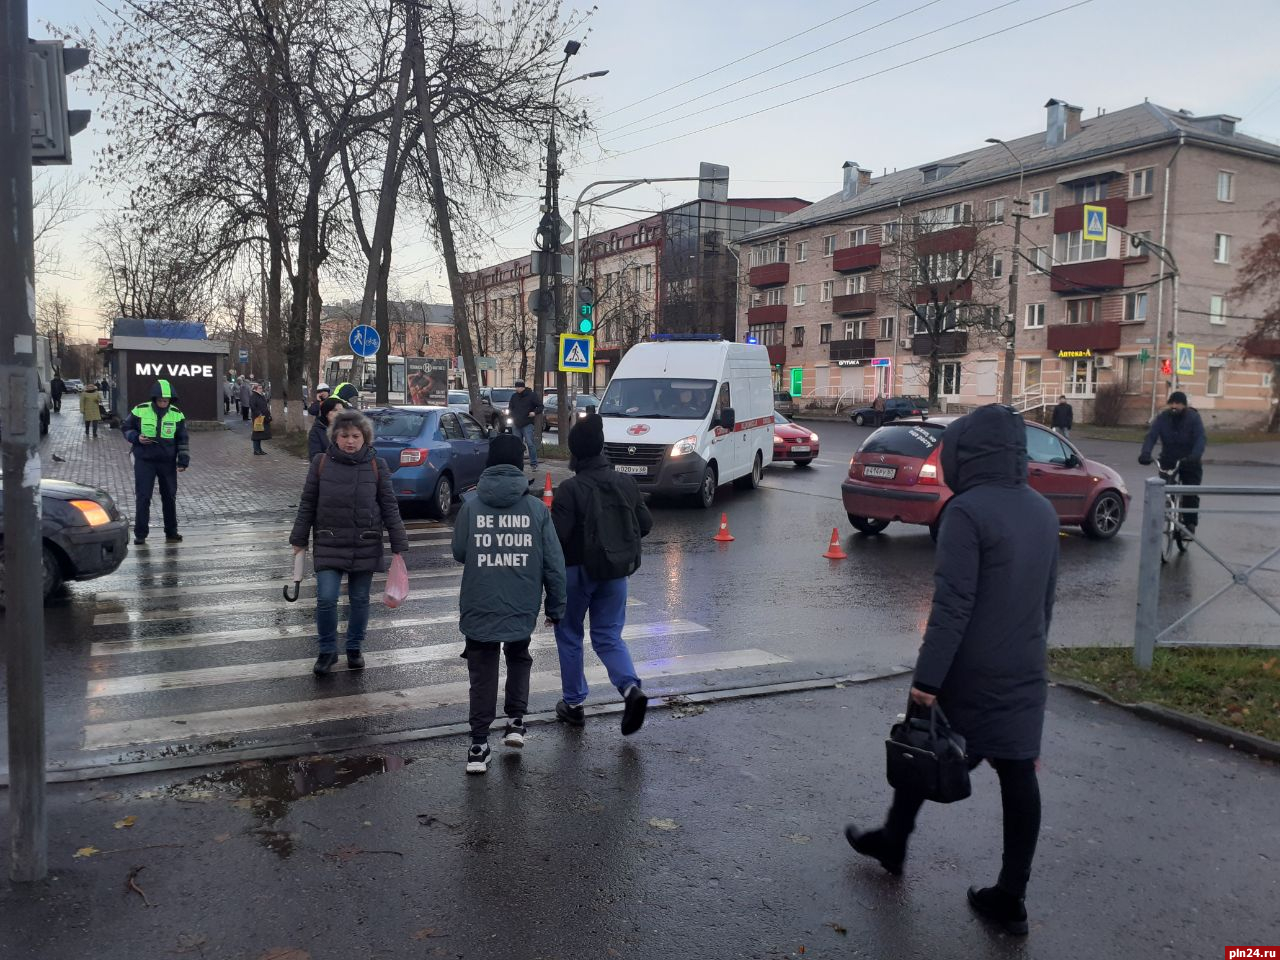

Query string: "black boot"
[[313, 653, 339, 676], [843, 825, 905, 876], [346, 650, 365, 670], [967, 885, 1029, 936]]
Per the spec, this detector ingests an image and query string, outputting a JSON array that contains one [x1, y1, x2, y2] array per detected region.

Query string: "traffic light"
[[30, 40, 91, 166], [576, 284, 595, 335]]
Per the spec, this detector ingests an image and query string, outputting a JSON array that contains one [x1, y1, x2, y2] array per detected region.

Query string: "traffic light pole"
[[2, 0, 50, 882]]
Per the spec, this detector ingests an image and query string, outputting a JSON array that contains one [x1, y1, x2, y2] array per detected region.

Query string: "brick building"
[[319, 300, 456, 367], [736, 99, 1280, 427]]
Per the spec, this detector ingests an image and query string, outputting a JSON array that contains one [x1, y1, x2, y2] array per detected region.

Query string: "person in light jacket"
[[845, 405, 1059, 937], [79, 383, 102, 437], [238, 377, 252, 421]]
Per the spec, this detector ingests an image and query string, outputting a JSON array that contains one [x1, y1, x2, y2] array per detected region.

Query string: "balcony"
[[829, 338, 877, 364], [913, 279, 972, 305], [748, 262, 790, 288], [912, 331, 969, 356], [1244, 335, 1280, 359], [1049, 259, 1125, 292], [832, 243, 882, 273], [766, 344, 787, 367], [1046, 321, 1122, 354], [914, 225, 977, 256], [831, 291, 877, 315], [746, 303, 787, 325], [1054, 197, 1128, 234]]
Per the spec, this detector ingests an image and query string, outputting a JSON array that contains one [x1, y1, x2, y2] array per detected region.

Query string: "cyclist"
[[1138, 391, 1206, 536]]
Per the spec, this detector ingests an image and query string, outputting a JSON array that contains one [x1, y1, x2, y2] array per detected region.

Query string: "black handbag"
[[885, 700, 972, 804]]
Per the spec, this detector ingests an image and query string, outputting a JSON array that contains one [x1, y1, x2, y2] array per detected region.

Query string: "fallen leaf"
[[784, 834, 811, 844], [231, 798, 255, 810], [257, 950, 311, 960], [410, 928, 440, 941], [114, 816, 137, 830], [175, 933, 208, 954], [826, 922, 848, 935], [73, 846, 99, 859], [213, 833, 231, 843], [647, 818, 679, 831]]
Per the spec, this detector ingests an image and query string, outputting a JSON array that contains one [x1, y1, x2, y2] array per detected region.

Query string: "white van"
[[597, 336, 775, 507]]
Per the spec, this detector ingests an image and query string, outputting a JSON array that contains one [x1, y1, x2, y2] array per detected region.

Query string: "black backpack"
[[580, 473, 642, 581]]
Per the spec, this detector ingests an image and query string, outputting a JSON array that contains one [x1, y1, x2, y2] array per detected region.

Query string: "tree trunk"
[[307, 263, 323, 393], [286, 183, 320, 434]]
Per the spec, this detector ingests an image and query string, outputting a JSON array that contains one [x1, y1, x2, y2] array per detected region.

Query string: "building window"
[[819, 323, 832, 344], [823, 235, 836, 257], [848, 227, 868, 247], [1123, 292, 1148, 323], [1217, 171, 1234, 202], [1207, 361, 1226, 397], [845, 274, 867, 295], [1022, 359, 1042, 393], [793, 284, 808, 306], [1030, 246, 1050, 273], [1025, 303, 1046, 329], [1030, 189, 1050, 217], [878, 316, 895, 340], [916, 202, 972, 232], [1130, 167, 1154, 198], [1128, 230, 1152, 257], [1073, 178, 1106, 203], [881, 221, 899, 244], [820, 280, 833, 302], [1122, 356, 1143, 394], [1066, 298, 1101, 325], [844, 319, 866, 340], [792, 326, 805, 347], [985, 198, 1006, 223], [941, 362, 962, 396], [991, 254, 1004, 278], [915, 304, 958, 335], [1054, 230, 1108, 263], [747, 323, 783, 346], [1214, 233, 1231, 263], [751, 239, 788, 267], [764, 288, 785, 307], [1209, 295, 1227, 325], [795, 240, 808, 262], [1065, 358, 1097, 397], [644, 264, 653, 291]]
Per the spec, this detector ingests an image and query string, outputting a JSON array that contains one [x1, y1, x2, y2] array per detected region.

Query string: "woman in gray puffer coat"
[[290, 408, 409, 675]]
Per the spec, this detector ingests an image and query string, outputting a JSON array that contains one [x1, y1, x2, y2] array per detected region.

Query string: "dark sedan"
[[850, 395, 929, 427], [543, 393, 600, 432]]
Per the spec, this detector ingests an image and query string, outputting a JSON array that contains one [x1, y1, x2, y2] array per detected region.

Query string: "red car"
[[772, 411, 819, 467], [841, 417, 1129, 540]]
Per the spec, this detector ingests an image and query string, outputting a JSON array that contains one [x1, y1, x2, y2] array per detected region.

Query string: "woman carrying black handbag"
[[844, 405, 1059, 937], [249, 382, 272, 455]]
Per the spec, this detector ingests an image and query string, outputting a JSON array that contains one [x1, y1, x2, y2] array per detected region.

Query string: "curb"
[[1050, 674, 1280, 763]]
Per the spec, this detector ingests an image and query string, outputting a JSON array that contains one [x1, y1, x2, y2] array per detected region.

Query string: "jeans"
[[134, 459, 178, 539], [554, 566, 640, 705], [462, 638, 533, 741], [1054, 426, 1070, 440], [252, 439, 264, 454], [314, 568, 374, 655], [519, 423, 537, 468], [1160, 456, 1202, 531], [884, 756, 1040, 898], [84, 420, 98, 438]]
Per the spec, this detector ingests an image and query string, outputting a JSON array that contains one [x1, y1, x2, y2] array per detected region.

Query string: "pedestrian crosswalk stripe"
[[81, 648, 787, 748], [117, 528, 450, 562], [84, 621, 712, 699], [130, 521, 446, 549], [96, 567, 461, 602]]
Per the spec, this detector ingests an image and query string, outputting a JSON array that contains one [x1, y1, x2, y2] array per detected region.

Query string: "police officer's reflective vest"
[[132, 402, 186, 440], [332, 381, 358, 407]]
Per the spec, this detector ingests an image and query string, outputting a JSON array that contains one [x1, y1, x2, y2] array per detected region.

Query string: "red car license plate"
[[790, 444, 810, 454], [863, 465, 897, 479]]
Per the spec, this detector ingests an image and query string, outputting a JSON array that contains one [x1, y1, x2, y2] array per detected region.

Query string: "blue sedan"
[[365, 407, 492, 518]]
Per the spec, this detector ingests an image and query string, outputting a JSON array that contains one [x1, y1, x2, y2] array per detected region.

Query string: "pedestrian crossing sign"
[[1082, 203, 1107, 243], [1175, 342, 1195, 376], [558, 334, 594, 373]]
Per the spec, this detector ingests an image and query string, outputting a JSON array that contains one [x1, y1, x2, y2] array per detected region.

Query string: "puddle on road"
[[181, 754, 412, 858]]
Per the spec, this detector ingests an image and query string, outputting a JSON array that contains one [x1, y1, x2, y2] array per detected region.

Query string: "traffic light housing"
[[576, 284, 595, 335], [30, 40, 91, 166]]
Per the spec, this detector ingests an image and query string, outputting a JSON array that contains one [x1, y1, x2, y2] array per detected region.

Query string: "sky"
[[35, 0, 1280, 340]]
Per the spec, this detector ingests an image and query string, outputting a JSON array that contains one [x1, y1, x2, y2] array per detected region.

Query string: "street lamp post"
[[986, 137, 1026, 406]]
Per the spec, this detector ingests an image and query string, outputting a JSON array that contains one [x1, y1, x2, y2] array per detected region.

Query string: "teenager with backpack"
[[550, 413, 653, 735]]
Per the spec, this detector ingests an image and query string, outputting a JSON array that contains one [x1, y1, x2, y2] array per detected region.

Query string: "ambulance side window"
[[715, 383, 731, 417]]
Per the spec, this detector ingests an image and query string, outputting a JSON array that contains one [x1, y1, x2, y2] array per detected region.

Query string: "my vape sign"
[[133, 362, 215, 378], [124, 350, 224, 420]]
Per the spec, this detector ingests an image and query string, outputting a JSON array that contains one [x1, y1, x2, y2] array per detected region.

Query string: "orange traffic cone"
[[713, 512, 735, 542], [822, 528, 848, 560], [542, 473, 554, 508]]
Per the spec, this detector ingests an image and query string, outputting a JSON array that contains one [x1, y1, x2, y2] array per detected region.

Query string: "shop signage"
[[1057, 349, 1093, 359], [406, 357, 449, 404], [133, 361, 215, 378]]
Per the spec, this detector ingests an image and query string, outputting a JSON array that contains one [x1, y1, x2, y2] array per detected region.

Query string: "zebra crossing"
[[72, 518, 790, 764]]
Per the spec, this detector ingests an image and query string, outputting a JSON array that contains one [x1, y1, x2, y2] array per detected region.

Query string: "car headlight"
[[505, 416, 513, 425], [71, 499, 112, 526], [774, 433, 786, 443], [670, 435, 698, 457], [809, 432, 820, 443]]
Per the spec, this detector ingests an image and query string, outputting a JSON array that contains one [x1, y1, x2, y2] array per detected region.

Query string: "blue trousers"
[[554, 566, 639, 705], [519, 423, 538, 468], [315, 568, 374, 654], [134, 459, 178, 539]]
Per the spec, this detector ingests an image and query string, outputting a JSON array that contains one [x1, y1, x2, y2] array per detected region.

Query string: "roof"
[[741, 102, 1280, 242], [110, 318, 208, 340]]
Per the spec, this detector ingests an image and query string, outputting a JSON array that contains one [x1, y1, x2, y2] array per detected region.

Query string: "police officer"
[[123, 379, 190, 545], [331, 381, 360, 408]]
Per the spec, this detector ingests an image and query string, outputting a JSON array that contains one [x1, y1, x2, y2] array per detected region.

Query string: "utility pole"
[[2, 0, 49, 882], [986, 138, 1026, 406]]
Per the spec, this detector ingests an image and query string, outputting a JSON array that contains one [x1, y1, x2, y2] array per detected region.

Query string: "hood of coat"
[[477, 464, 530, 508], [327, 443, 375, 466], [941, 404, 1028, 494], [83, 384, 97, 393], [569, 453, 612, 474]]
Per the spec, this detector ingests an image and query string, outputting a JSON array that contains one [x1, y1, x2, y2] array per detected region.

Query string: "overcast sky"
[[37, 0, 1280, 339]]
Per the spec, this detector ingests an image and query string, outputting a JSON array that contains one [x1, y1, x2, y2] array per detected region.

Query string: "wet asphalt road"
[[1, 422, 1277, 774]]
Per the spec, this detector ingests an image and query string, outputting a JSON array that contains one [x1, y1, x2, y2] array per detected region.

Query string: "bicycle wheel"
[[1161, 492, 1180, 563]]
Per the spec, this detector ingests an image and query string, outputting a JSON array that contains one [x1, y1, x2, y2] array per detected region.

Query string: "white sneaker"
[[502, 719, 527, 748], [466, 743, 491, 774]]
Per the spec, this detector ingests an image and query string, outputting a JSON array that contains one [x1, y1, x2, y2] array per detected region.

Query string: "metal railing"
[[1133, 477, 1280, 668]]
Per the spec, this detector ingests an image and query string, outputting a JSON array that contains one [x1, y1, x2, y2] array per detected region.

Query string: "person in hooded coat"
[[238, 377, 252, 421], [309, 394, 348, 460], [1139, 390, 1207, 534], [845, 404, 1059, 936], [249, 382, 272, 455]]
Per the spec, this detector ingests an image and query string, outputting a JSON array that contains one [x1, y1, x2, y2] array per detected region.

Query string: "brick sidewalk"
[[38, 406, 310, 527]]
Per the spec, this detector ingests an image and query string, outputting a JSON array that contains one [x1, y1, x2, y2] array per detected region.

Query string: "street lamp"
[[986, 137, 1026, 405]]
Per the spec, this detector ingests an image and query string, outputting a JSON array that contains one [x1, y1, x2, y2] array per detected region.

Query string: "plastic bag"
[[383, 553, 409, 609]]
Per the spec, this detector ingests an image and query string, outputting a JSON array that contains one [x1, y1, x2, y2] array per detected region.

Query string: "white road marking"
[[93, 586, 463, 626], [130, 522, 445, 548], [82, 648, 787, 748], [96, 567, 461, 602], [116, 529, 450, 564], [85, 620, 711, 698]]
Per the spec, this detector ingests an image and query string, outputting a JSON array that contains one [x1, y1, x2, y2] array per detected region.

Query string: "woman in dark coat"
[[845, 404, 1059, 936], [290, 408, 409, 675], [249, 383, 272, 455]]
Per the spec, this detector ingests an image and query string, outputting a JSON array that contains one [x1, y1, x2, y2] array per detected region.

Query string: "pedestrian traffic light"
[[30, 40, 91, 165], [577, 302, 594, 335]]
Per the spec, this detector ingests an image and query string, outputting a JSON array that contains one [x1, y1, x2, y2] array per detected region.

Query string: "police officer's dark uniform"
[[122, 379, 191, 545]]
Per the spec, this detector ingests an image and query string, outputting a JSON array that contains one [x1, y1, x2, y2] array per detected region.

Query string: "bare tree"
[[92, 214, 213, 324], [34, 171, 85, 280], [1231, 200, 1280, 431]]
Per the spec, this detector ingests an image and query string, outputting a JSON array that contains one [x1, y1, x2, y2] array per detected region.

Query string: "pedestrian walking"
[[309, 393, 346, 460], [250, 382, 272, 455], [79, 383, 102, 438], [1051, 395, 1073, 439], [50, 373, 65, 413], [122, 380, 190, 545], [289, 408, 408, 676], [1139, 390, 1207, 535], [307, 383, 331, 418], [844, 404, 1058, 936], [550, 413, 653, 735], [223, 376, 234, 415], [451, 434, 567, 774], [507, 379, 544, 472], [238, 376, 252, 421]]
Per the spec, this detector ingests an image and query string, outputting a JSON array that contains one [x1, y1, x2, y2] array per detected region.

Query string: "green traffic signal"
[[577, 303, 594, 335]]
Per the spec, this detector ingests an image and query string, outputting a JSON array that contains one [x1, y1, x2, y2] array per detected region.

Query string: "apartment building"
[[737, 99, 1280, 427], [319, 300, 455, 365], [463, 196, 809, 391]]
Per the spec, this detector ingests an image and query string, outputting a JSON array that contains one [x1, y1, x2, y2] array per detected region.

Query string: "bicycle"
[[1157, 459, 1189, 563]]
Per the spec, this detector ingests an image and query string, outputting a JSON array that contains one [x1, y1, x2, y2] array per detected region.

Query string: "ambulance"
[[597, 335, 775, 507]]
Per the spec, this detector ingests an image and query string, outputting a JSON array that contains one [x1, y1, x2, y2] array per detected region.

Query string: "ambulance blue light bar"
[[647, 334, 724, 342]]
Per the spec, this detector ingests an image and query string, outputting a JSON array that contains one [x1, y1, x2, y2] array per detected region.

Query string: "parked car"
[[841, 417, 1129, 541], [0, 478, 129, 604], [478, 387, 518, 431], [773, 391, 796, 416], [447, 390, 471, 412], [543, 393, 600, 431], [63, 378, 84, 393], [366, 406, 492, 519], [772, 411, 819, 467], [849, 395, 928, 427]]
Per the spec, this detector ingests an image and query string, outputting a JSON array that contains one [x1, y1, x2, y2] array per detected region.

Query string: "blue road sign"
[[558, 334, 593, 373], [1083, 203, 1107, 242], [238, 348, 248, 364], [349, 324, 381, 358], [1176, 342, 1195, 376]]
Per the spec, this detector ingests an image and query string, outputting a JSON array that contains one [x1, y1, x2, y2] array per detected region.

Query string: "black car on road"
[[850, 395, 929, 427]]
